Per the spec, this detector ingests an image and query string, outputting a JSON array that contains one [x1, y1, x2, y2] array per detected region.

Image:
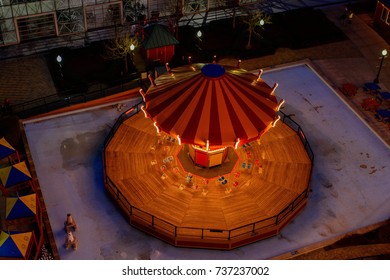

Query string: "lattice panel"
[[12, 4, 28, 16], [26, 2, 42, 14], [55, 0, 69, 10], [123, 0, 147, 22], [0, 6, 13, 18], [85, 2, 121, 30], [57, 7, 85, 34], [1, 30, 18, 44], [3, 18, 15, 30], [183, 0, 207, 14], [155, 0, 184, 18], [69, 0, 82, 8], [41, 0, 55, 12]]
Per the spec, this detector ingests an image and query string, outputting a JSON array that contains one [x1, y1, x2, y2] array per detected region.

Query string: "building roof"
[[143, 24, 179, 50]]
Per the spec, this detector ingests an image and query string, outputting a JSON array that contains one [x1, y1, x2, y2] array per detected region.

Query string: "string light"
[[234, 138, 240, 149], [272, 115, 281, 127], [141, 106, 149, 118], [277, 99, 285, 111], [270, 83, 278, 95], [257, 69, 263, 82], [153, 122, 161, 133], [139, 89, 146, 102], [191, 145, 227, 153]]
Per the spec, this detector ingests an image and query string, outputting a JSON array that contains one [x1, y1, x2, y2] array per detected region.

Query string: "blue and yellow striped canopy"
[[6, 193, 36, 220], [0, 137, 16, 160], [0, 231, 32, 259], [0, 161, 32, 187]]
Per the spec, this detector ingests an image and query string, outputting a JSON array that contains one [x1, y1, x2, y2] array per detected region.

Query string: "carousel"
[[104, 62, 313, 249]]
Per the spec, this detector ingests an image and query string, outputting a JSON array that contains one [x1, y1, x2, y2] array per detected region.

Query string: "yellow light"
[[270, 83, 278, 95], [141, 106, 149, 118], [234, 138, 240, 149], [272, 115, 281, 127], [125, 108, 135, 115], [177, 135, 181, 145], [153, 122, 161, 133], [277, 99, 285, 111], [257, 69, 263, 81], [139, 89, 146, 102], [206, 140, 209, 151], [166, 62, 171, 74], [191, 145, 226, 154]]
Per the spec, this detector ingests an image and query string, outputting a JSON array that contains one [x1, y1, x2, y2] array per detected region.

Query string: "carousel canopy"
[[0, 161, 32, 188], [0, 231, 32, 259], [0, 137, 16, 160], [143, 63, 282, 148], [6, 193, 37, 220]]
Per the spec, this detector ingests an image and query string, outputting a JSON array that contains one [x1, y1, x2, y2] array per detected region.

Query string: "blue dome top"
[[201, 64, 225, 78]]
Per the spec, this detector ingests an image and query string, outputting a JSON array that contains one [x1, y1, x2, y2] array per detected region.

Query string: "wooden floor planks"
[[105, 113, 312, 231]]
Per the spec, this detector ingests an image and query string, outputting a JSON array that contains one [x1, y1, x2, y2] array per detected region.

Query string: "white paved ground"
[[23, 63, 390, 260]]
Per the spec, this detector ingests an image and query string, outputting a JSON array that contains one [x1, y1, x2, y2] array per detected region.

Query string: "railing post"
[[201, 229, 204, 239], [151, 216, 155, 227]]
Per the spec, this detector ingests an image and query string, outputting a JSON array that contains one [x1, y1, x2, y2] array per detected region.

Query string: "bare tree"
[[242, 10, 271, 49], [163, 0, 184, 39], [103, 31, 139, 75]]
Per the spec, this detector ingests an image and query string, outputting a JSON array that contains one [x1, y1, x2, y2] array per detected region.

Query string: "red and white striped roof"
[[142, 63, 282, 148]]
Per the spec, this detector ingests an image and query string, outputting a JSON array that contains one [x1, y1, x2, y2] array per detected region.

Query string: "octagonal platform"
[[104, 112, 312, 249]]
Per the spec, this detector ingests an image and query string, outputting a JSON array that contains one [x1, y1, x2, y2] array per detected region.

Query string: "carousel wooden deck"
[[105, 112, 312, 235]]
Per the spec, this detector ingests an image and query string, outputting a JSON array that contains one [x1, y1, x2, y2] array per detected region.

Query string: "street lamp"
[[130, 43, 135, 63], [56, 55, 63, 78], [259, 19, 265, 26], [56, 55, 62, 64], [197, 30, 202, 40], [373, 49, 387, 84]]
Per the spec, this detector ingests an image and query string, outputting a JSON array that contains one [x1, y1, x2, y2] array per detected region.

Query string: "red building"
[[142, 24, 179, 64]]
